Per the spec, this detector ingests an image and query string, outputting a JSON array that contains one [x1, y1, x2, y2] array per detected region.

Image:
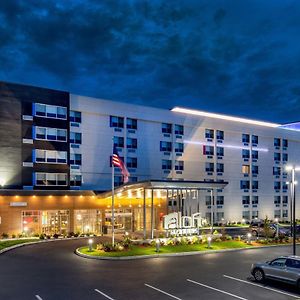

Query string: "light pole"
[[210, 189, 214, 234], [274, 218, 279, 238], [286, 166, 300, 256]]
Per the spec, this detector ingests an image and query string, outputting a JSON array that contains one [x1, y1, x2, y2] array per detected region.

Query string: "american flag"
[[112, 146, 130, 183]]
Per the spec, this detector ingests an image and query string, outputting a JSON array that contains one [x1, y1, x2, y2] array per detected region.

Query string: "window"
[[216, 212, 224, 222], [162, 123, 172, 134], [274, 196, 281, 204], [160, 141, 172, 152], [252, 181, 258, 189], [113, 136, 124, 148], [252, 135, 258, 144], [217, 147, 224, 156], [162, 159, 172, 170], [114, 175, 123, 187], [127, 157, 137, 168], [127, 118, 137, 130], [240, 180, 250, 189], [205, 196, 211, 206], [252, 196, 259, 205], [216, 196, 224, 205], [205, 129, 214, 139], [274, 152, 281, 162], [242, 211, 250, 220], [70, 174, 82, 186], [70, 132, 82, 144], [35, 172, 67, 186], [252, 211, 259, 219], [175, 161, 184, 171], [129, 176, 138, 183], [242, 165, 250, 174], [274, 210, 281, 219], [283, 153, 288, 162], [70, 111, 81, 123], [35, 150, 67, 164], [174, 124, 184, 135], [34, 127, 67, 142], [283, 210, 288, 218], [242, 149, 250, 159], [216, 130, 224, 140], [282, 182, 288, 191], [127, 138, 137, 149], [34, 103, 67, 120], [252, 165, 258, 175], [242, 196, 250, 205], [174, 142, 184, 153], [110, 116, 124, 128], [283, 196, 288, 204], [242, 134, 250, 143], [205, 162, 214, 172], [203, 145, 214, 155], [274, 138, 281, 147], [273, 167, 281, 176], [283, 139, 288, 147], [252, 150, 258, 159], [217, 163, 224, 173], [274, 181, 281, 190], [70, 153, 82, 165]]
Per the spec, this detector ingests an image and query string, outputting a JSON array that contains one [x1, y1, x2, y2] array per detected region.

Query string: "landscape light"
[[207, 236, 212, 248], [247, 233, 252, 244], [88, 239, 93, 252], [155, 239, 160, 253]]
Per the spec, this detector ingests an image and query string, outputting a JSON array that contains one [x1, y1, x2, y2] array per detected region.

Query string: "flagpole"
[[112, 137, 115, 247]]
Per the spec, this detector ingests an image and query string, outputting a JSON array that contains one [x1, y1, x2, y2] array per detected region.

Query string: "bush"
[[214, 238, 222, 242], [11, 234, 16, 239], [1, 233, 9, 239], [52, 233, 59, 239], [213, 230, 219, 235], [39, 234, 45, 240]]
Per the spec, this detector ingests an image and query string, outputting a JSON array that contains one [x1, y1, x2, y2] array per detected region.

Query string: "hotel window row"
[[160, 141, 184, 153], [34, 127, 67, 142], [274, 152, 288, 162], [110, 116, 137, 130], [205, 129, 224, 140], [114, 137, 137, 149], [161, 160, 184, 171], [274, 181, 288, 191], [274, 196, 288, 204], [203, 146, 224, 156], [242, 134, 258, 145], [242, 165, 258, 175], [34, 103, 67, 120], [34, 149, 67, 164], [274, 138, 288, 148], [162, 123, 184, 135], [34, 173, 68, 186], [240, 180, 258, 190], [242, 196, 259, 205], [205, 162, 224, 173]]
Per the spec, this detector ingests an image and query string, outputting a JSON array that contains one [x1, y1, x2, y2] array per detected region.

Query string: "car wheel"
[[253, 268, 265, 282], [252, 230, 258, 237]]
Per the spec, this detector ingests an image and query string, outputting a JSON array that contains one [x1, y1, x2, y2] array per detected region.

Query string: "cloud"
[[0, 0, 299, 123]]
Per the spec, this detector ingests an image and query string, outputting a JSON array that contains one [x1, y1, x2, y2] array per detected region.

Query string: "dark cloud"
[[0, 0, 299, 123]]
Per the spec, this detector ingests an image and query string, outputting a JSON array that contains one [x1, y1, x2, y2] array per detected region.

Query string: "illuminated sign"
[[163, 212, 205, 236]]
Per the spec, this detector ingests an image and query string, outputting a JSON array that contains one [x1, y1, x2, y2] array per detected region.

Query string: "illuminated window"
[[34, 103, 67, 120], [35, 173, 67, 186], [242, 165, 250, 174]]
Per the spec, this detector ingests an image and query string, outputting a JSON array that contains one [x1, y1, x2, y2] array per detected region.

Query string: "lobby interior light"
[[117, 192, 122, 197], [147, 189, 151, 198], [137, 189, 142, 199], [128, 190, 132, 198], [0, 178, 5, 187], [156, 190, 161, 198]]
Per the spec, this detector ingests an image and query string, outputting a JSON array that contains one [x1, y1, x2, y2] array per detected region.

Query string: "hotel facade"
[[0, 81, 300, 237]]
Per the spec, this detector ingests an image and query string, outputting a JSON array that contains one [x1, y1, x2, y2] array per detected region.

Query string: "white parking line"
[[223, 275, 300, 299], [144, 283, 183, 300], [94, 289, 115, 300], [187, 279, 248, 300], [35, 296, 43, 300]]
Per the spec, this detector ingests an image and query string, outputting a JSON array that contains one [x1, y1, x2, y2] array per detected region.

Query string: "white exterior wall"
[[70, 94, 300, 222]]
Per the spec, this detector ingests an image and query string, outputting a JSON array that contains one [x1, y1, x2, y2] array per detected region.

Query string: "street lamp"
[[286, 165, 300, 256]]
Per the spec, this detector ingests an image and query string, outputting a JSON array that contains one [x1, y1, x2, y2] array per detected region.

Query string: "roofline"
[[171, 106, 281, 128]]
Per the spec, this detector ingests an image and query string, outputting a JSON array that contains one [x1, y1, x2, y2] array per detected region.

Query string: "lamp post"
[[210, 189, 214, 234], [274, 218, 279, 238], [286, 166, 300, 256]]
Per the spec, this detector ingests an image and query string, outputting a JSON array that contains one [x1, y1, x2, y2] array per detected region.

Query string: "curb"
[[0, 236, 94, 255], [75, 243, 300, 261]]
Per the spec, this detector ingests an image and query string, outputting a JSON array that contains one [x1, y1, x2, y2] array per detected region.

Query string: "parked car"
[[249, 221, 290, 238], [251, 256, 300, 288]]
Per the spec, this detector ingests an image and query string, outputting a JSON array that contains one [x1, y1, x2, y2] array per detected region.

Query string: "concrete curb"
[[75, 243, 300, 261], [0, 236, 93, 255]]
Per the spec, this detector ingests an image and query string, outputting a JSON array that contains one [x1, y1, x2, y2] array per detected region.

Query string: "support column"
[[69, 208, 74, 234], [151, 189, 154, 239], [101, 209, 106, 235], [143, 188, 146, 240]]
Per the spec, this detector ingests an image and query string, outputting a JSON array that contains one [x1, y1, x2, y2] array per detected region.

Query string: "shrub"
[[214, 238, 222, 242], [213, 230, 219, 235], [166, 239, 175, 246], [11, 234, 16, 239], [39, 234, 45, 240], [122, 237, 132, 249], [52, 233, 59, 239], [1, 233, 9, 239]]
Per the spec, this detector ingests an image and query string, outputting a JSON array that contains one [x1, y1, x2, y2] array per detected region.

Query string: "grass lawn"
[[78, 240, 252, 257], [0, 239, 38, 251]]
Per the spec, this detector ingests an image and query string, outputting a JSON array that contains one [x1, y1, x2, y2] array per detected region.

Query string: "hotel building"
[[0, 81, 300, 237]]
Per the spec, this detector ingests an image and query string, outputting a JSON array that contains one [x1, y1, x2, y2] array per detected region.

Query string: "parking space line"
[[144, 283, 183, 300], [187, 279, 248, 300], [35, 296, 43, 300], [223, 275, 300, 299], [94, 289, 115, 300]]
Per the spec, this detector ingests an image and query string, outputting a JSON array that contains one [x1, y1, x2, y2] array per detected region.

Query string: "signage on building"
[[10, 202, 27, 207], [163, 212, 205, 236]]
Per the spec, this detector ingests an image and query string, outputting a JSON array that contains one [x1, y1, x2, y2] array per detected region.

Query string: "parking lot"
[[0, 238, 300, 299]]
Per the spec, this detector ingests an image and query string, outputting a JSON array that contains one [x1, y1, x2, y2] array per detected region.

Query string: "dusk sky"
[[0, 0, 300, 123]]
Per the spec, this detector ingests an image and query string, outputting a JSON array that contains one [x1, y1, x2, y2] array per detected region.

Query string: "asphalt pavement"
[[0, 237, 300, 300]]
